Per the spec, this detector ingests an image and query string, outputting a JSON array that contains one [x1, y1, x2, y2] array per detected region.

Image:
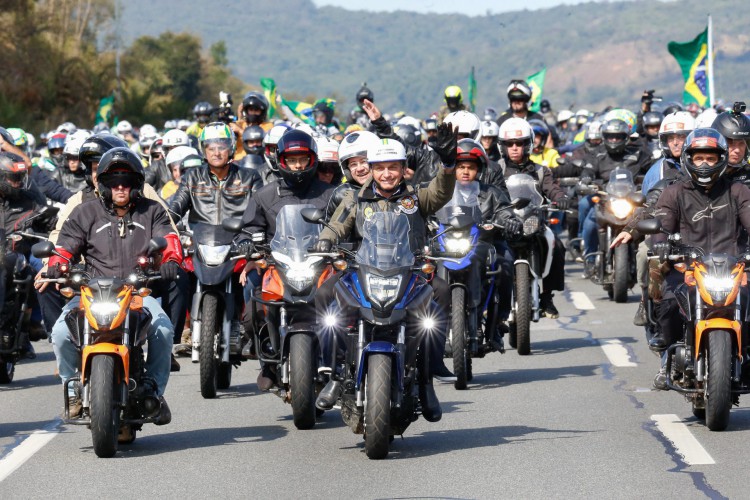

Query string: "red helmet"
[[455, 139, 488, 172], [276, 130, 319, 189]]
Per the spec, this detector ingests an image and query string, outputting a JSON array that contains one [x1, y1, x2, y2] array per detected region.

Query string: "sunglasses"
[[505, 140, 526, 147], [100, 175, 136, 189]]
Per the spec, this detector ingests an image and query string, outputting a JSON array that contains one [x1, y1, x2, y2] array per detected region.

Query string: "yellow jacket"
[[530, 147, 560, 168]]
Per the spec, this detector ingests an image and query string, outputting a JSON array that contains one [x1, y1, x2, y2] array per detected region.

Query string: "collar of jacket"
[[358, 178, 413, 201], [207, 162, 239, 183]]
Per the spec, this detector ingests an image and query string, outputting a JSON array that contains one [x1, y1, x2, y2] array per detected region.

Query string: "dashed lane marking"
[[0, 421, 61, 483], [570, 291, 595, 310], [651, 414, 715, 465], [599, 339, 637, 367]]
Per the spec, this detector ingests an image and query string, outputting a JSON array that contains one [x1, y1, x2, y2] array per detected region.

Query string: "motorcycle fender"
[[81, 344, 129, 386], [514, 259, 537, 279], [355, 341, 402, 392], [694, 319, 742, 361], [542, 226, 555, 278], [193, 259, 235, 287], [281, 330, 317, 362]]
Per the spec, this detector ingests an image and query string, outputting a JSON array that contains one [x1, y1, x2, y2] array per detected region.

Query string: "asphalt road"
[[1, 261, 747, 499]]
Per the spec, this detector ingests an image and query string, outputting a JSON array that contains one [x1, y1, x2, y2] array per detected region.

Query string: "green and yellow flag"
[[467, 66, 477, 113], [95, 95, 114, 124], [260, 77, 279, 119], [668, 28, 710, 106], [526, 68, 546, 113]]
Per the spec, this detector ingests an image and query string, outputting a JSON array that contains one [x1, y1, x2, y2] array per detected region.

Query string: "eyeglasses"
[[284, 156, 310, 167]]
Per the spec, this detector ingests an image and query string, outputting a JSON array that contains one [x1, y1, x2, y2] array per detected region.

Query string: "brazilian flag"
[[281, 98, 316, 126], [467, 66, 477, 113], [668, 28, 709, 106], [95, 95, 114, 124], [260, 77, 279, 119], [526, 68, 546, 113]]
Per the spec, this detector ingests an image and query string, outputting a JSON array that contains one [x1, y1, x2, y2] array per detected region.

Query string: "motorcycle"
[[639, 218, 750, 431], [0, 206, 58, 383], [185, 222, 248, 399], [505, 173, 556, 355], [224, 204, 334, 430], [33, 237, 168, 457], [304, 209, 437, 459], [581, 168, 645, 302], [431, 182, 504, 390]]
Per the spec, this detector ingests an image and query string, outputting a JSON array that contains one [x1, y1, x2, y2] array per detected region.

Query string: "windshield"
[[271, 204, 321, 262], [192, 222, 235, 246], [435, 181, 482, 224], [355, 211, 415, 270], [606, 168, 635, 197], [506, 173, 543, 208]]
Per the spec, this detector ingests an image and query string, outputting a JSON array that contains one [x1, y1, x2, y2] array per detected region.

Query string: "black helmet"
[[356, 83, 374, 105], [193, 101, 213, 124], [661, 102, 684, 116], [602, 119, 630, 154], [0, 152, 30, 198], [540, 99, 551, 113], [455, 139, 488, 172], [642, 111, 663, 138], [711, 106, 750, 163], [276, 130, 318, 189], [506, 80, 532, 102], [681, 128, 729, 188], [393, 124, 421, 149], [242, 125, 265, 155], [79, 133, 129, 187], [241, 92, 269, 124], [312, 102, 333, 125], [96, 147, 146, 209], [529, 119, 550, 150]]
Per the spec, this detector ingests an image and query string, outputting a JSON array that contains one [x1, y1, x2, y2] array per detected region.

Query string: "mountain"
[[119, 0, 749, 118]]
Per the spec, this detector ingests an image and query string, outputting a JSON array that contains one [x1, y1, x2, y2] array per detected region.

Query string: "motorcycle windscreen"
[[192, 222, 235, 246], [606, 168, 635, 197], [271, 204, 321, 262], [355, 211, 414, 271], [435, 180, 482, 226], [506, 173, 543, 217]]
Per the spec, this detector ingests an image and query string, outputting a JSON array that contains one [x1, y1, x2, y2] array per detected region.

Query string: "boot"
[[419, 378, 442, 422], [256, 365, 277, 391], [170, 353, 180, 372], [433, 360, 456, 382], [653, 368, 668, 391], [315, 379, 342, 410], [633, 287, 648, 326], [539, 292, 559, 319], [155, 396, 172, 425]]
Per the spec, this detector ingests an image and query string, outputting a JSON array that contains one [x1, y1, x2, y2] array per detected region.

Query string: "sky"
[[312, 0, 608, 16]]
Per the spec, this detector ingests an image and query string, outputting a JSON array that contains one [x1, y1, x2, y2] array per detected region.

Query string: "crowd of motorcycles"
[[3, 86, 750, 460]]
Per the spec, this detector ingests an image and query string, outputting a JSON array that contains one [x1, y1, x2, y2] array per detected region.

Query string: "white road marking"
[[570, 291, 595, 310], [599, 339, 637, 367], [651, 414, 715, 465], [0, 423, 61, 483]]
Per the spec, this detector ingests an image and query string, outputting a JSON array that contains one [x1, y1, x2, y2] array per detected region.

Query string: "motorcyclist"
[[496, 80, 544, 127], [136, 124, 160, 166], [642, 111, 664, 156], [315, 135, 343, 185], [52, 135, 88, 193], [325, 130, 380, 219], [115, 121, 136, 146], [239, 125, 266, 172], [161, 146, 201, 200], [46, 147, 182, 420], [711, 103, 750, 187], [529, 119, 560, 168], [147, 129, 190, 191], [498, 118, 569, 317], [231, 92, 273, 162], [425, 119, 439, 149], [480, 120, 501, 162], [438, 85, 466, 123], [645, 128, 750, 390], [186, 101, 214, 139], [312, 101, 341, 137], [46, 133, 67, 169], [313, 126, 459, 422], [249, 123, 290, 185]]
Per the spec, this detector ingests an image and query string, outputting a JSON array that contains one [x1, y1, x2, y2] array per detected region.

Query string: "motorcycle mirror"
[[31, 240, 55, 259], [300, 208, 325, 224], [630, 192, 646, 206], [635, 218, 662, 235], [148, 237, 168, 256], [222, 218, 244, 233], [511, 197, 531, 210]]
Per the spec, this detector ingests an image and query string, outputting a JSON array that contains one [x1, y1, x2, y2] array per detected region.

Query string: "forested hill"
[[121, 0, 749, 117]]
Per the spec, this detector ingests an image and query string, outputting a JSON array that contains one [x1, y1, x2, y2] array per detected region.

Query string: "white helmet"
[[498, 117, 535, 157], [557, 110, 574, 124], [139, 124, 159, 147], [57, 121, 77, 134], [166, 146, 200, 169], [262, 124, 292, 172], [177, 119, 192, 131], [26, 133, 36, 151], [164, 119, 178, 130], [292, 122, 319, 138], [315, 136, 339, 164], [162, 129, 190, 149], [115, 120, 133, 135], [658, 111, 696, 157], [480, 120, 499, 138], [443, 110, 481, 141], [338, 130, 380, 169], [63, 136, 86, 158], [367, 138, 407, 164], [695, 108, 719, 129]]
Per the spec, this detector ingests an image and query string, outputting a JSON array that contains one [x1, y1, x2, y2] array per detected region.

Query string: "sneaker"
[[633, 302, 648, 326], [540, 293, 559, 319], [155, 396, 172, 425], [433, 361, 457, 382], [174, 329, 192, 357], [170, 353, 181, 372], [256, 365, 277, 391], [653, 368, 668, 391]]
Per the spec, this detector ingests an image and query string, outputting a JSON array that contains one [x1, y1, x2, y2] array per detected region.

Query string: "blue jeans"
[[577, 195, 594, 239], [582, 202, 600, 255], [51, 295, 173, 396]]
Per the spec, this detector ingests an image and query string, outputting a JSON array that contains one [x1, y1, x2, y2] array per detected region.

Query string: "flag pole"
[[707, 14, 715, 108]]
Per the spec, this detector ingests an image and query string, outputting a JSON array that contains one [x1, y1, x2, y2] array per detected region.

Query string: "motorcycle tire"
[[705, 330, 732, 431], [514, 262, 532, 356], [451, 288, 468, 390], [365, 353, 391, 459], [199, 294, 219, 399], [90, 355, 120, 458], [290, 334, 316, 430], [0, 357, 14, 384], [217, 362, 232, 390], [612, 244, 629, 303]]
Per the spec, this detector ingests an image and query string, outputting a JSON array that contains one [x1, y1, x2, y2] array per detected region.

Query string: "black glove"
[[235, 240, 254, 257], [160, 261, 180, 282], [46, 264, 63, 280], [554, 197, 570, 210], [312, 239, 332, 253], [504, 217, 523, 238], [432, 122, 458, 167], [641, 89, 655, 104]]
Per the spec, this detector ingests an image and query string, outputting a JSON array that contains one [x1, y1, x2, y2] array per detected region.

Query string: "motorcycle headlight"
[[366, 274, 402, 306], [284, 263, 316, 292], [523, 216, 541, 235], [610, 199, 633, 219], [89, 302, 121, 329], [702, 275, 735, 303], [444, 235, 472, 255], [198, 244, 231, 266]]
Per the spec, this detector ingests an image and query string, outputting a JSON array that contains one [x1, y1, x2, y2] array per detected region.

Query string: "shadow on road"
[[468, 364, 601, 390], [0, 372, 60, 391], [0, 420, 60, 441]]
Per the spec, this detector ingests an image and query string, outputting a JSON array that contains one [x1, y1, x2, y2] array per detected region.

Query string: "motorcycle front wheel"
[[365, 353, 392, 459], [514, 262, 532, 355], [199, 294, 220, 399], [90, 355, 121, 458], [451, 288, 468, 390], [705, 330, 732, 431], [290, 334, 316, 430], [612, 244, 629, 303]]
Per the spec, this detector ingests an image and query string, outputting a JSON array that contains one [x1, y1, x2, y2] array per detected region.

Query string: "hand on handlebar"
[[610, 231, 632, 249]]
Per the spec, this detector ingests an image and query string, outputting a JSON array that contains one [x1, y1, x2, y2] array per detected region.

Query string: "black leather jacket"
[[168, 162, 263, 226]]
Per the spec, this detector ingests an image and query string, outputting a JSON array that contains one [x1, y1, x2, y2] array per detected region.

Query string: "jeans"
[[582, 203, 600, 255], [577, 195, 594, 239], [51, 295, 173, 396]]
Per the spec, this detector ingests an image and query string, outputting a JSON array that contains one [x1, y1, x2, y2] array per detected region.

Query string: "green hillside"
[[120, 0, 749, 118]]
